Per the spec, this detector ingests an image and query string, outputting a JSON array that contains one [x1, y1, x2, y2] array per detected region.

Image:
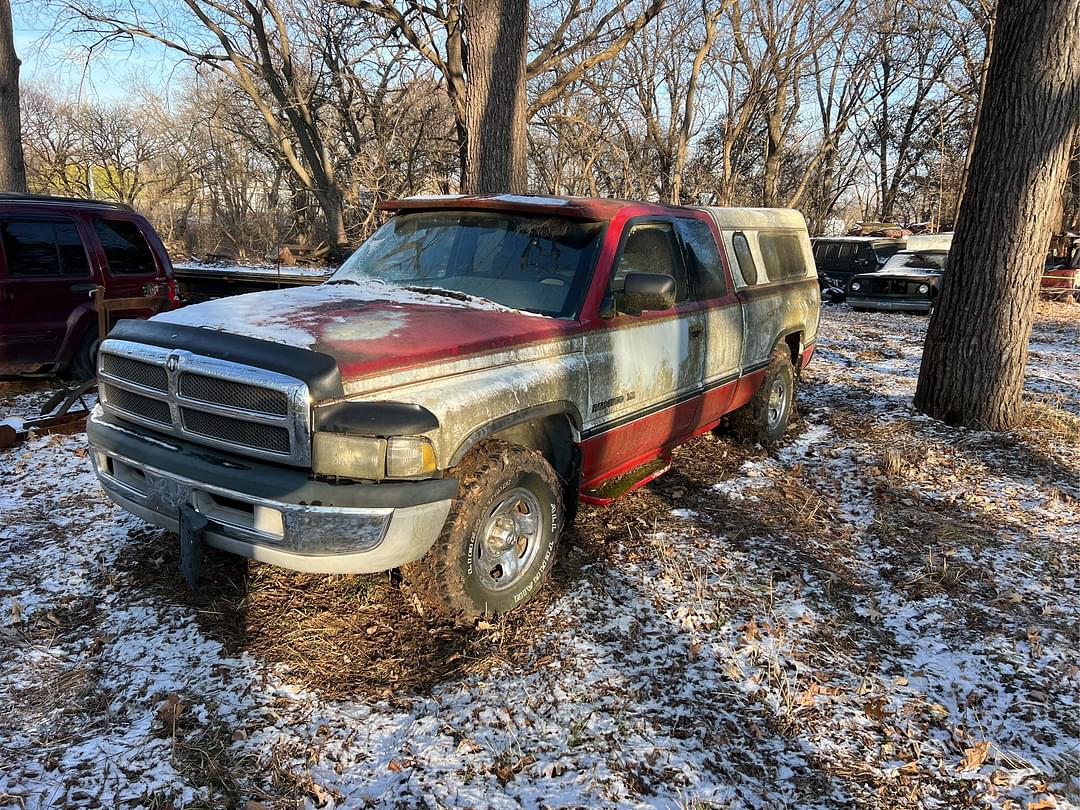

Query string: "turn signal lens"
[[386, 437, 438, 478]]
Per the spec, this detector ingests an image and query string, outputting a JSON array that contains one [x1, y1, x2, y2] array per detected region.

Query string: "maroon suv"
[[0, 194, 177, 378]]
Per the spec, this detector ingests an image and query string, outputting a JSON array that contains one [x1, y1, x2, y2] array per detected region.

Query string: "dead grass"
[[1019, 393, 1080, 449], [120, 524, 581, 700]]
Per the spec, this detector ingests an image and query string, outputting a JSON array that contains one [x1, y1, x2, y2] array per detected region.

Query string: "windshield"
[[331, 211, 605, 318], [873, 243, 904, 263], [881, 250, 948, 273]]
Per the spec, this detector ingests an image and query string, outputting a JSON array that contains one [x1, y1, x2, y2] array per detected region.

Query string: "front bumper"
[[847, 296, 932, 312], [87, 408, 455, 574]]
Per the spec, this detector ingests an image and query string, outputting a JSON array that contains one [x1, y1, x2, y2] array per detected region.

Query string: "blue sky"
[[13, 4, 185, 103]]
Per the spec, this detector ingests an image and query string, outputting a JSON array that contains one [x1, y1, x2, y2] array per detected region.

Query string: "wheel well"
[[784, 332, 802, 371], [481, 414, 577, 484]]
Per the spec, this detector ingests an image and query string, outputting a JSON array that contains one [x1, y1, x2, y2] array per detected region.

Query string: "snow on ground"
[[0, 302, 1078, 809]]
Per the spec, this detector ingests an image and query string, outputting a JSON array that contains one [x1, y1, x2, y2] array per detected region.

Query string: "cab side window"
[[611, 222, 688, 303], [1, 219, 90, 277], [675, 218, 726, 300], [93, 218, 157, 276], [731, 231, 758, 285]]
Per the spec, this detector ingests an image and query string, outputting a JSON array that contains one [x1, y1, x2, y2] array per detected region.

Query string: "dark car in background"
[[847, 247, 948, 313], [0, 194, 177, 378], [812, 237, 906, 299]]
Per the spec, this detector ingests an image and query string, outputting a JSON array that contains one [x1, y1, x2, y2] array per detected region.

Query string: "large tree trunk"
[[317, 189, 348, 249], [461, 0, 528, 194], [914, 0, 1080, 430], [0, 0, 26, 193], [1067, 134, 1079, 232]]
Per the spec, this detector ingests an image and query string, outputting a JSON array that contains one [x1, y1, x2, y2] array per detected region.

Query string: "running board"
[[580, 457, 671, 505]]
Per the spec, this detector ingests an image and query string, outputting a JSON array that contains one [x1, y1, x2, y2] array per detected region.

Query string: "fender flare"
[[448, 401, 583, 467]]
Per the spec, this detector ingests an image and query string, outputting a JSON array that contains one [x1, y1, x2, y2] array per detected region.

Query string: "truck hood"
[[153, 282, 577, 383]]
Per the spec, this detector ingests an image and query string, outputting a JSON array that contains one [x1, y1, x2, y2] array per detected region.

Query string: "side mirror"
[[622, 272, 676, 314]]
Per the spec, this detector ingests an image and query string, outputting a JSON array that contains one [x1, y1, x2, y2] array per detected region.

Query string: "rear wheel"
[[64, 328, 100, 382], [729, 345, 795, 446], [401, 441, 563, 623]]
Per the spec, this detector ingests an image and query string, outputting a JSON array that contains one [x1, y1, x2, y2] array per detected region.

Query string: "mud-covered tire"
[[729, 345, 795, 446], [64, 328, 99, 382], [401, 441, 563, 623]]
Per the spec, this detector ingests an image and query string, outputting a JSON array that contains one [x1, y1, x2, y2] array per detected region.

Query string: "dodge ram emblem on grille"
[[166, 352, 180, 372]]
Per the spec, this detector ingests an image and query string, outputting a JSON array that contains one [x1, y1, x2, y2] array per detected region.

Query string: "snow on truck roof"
[[383, 194, 807, 227]]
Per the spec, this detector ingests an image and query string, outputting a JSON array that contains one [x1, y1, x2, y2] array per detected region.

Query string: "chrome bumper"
[[91, 446, 452, 574]]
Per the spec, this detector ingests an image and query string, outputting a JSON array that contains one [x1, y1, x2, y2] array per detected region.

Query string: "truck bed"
[[172, 263, 331, 303]]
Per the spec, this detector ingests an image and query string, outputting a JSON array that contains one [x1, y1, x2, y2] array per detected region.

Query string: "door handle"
[[689, 324, 704, 340], [70, 283, 97, 293]]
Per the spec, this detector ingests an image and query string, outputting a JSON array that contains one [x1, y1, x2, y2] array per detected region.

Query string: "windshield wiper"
[[403, 285, 497, 306]]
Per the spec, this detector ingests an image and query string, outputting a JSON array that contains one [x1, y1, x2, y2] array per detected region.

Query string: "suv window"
[[94, 218, 157, 276], [612, 222, 688, 302], [732, 232, 758, 285], [758, 231, 807, 281], [675, 218, 726, 299], [1, 219, 90, 277]]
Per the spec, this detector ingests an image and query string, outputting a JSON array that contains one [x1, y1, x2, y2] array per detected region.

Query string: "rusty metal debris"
[[0, 379, 97, 449]]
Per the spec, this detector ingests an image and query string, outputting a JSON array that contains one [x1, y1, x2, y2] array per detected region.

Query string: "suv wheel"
[[64, 329, 100, 382], [730, 345, 795, 446], [401, 441, 563, 623]]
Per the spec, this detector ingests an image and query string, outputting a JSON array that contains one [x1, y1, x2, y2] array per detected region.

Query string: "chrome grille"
[[100, 383, 171, 424], [97, 339, 312, 466], [100, 354, 168, 391], [181, 409, 291, 454], [179, 373, 288, 415]]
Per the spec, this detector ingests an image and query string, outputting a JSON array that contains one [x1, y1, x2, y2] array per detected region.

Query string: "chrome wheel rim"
[[474, 487, 543, 593], [766, 378, 788, 428]]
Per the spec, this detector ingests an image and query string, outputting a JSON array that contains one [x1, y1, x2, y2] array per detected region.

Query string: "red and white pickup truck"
[[87, 195, 820, 619]]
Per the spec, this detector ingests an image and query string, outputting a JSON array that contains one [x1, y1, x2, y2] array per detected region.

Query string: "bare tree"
[[69, 0, 372, 245], [339, 0, 664, 188], [915, 0, 1080, 430]]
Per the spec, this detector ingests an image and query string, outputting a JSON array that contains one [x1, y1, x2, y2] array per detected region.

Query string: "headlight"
[[313, 433, 387, 479], [918, 284, 930, 295], [850, 281, 861, 292], [312, 433, 438, 480], [386, 437, 437, 478]]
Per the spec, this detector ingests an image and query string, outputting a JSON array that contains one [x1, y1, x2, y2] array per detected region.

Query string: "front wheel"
[[729, 345, 795, 446], [401, 441, 563, 623]]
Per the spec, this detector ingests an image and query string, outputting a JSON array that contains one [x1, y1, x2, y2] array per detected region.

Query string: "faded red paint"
[[302, 301, 583, 382], [577, 378, 743, 489]]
